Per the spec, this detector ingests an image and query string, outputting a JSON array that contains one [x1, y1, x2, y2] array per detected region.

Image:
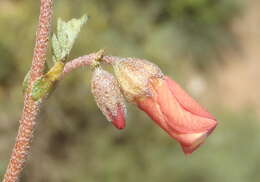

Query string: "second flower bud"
[[91, 66, 127, 129]]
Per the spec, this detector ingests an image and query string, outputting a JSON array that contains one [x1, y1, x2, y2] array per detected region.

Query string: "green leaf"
[[45, 61, 65, 81], [51, 34, 62, 62], [31, 61, 64, 101], [52, 14, 88, 62], [23, 63, 48, 95], [22, 71, 30, 94], [31, 76, 53, 101]]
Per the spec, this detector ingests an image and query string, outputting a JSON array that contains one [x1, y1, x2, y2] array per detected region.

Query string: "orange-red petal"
[[154, 77, 217, 134], [137, 97, 169, 132], [110, 104, 126, 130], [136, 76, 217, 154], [165, 76, 215, 120]]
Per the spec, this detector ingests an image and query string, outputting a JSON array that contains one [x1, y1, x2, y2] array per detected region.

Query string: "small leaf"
[[31, 76, 53, 101], [44, 61, 49, 73], [51, 34, 62, 62], [45, 61, 65, 82], [31, 61, 64, 101], [22, 71, 30, 94], [52, 14, 88, 62], [23, 63, 48, 95]]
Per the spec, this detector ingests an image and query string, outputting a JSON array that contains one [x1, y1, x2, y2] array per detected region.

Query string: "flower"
[[112, 58, 217, 154], [91, 66, 127, 129]]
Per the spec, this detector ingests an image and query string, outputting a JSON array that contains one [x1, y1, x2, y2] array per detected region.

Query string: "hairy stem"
[[63, 55, 121, 76], [2, 1, 54, 182], [62, 53, 97, 76], [101, 55, 121, 64]]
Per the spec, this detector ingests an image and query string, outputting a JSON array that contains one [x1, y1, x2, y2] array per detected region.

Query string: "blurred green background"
[[1, 0, 260, 182]]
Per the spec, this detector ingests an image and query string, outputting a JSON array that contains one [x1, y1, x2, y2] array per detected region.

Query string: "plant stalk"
[[2, 0, 54, 181]]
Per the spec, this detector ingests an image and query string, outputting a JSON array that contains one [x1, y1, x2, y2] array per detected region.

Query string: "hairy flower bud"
[[91, 66, 127, 129], [112, 58, 164, 102], [112, 58, 217, 154]]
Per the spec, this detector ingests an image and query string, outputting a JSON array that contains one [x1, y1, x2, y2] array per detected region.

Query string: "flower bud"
[[112, 57, 217, 154], [112, 58, 164, 102], [91, 66, 127, 129]]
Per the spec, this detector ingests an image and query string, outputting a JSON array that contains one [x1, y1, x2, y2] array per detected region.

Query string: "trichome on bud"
[[112, 58, 164, 102], [91, 66, 127, 129]]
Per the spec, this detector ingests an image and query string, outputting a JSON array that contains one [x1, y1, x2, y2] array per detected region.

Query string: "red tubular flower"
[[113, 58, 217, 154], [91, 66, 127, 129]]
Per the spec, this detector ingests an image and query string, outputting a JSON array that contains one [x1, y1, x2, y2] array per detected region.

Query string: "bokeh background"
[[1, 0, 260, 182]]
